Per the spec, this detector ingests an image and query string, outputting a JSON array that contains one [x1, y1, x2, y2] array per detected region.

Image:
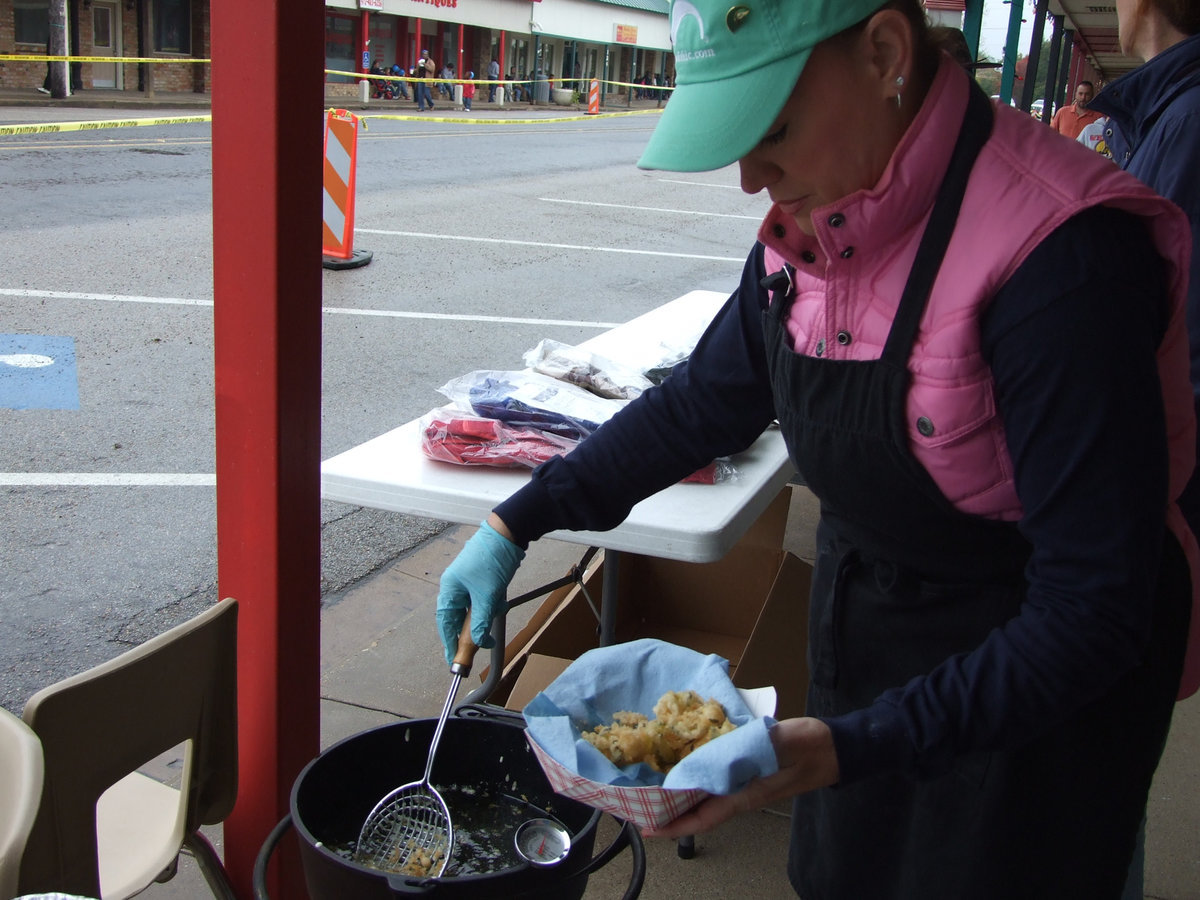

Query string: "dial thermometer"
[[514, 817, 571, 866]]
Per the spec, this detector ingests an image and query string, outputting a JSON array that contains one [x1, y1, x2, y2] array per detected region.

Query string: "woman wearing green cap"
[[435, 1, 1198, 897]]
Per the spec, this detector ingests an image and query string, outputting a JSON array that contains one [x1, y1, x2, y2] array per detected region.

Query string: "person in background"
[[462, 71, 476, 111], [369, 59, 387, 100], [440, 62, 455, 101], [1091, 9, 1200, 897], [1077, 115, 1113, 159], [1050, 80, 1103, 138], [488, 57, 501, 102], [1092, 0, 1200, 535], [434, 1, 1198, 898], [508, 67, 524, 102], [421, 50, 438, 111], [389, 62, 410, 101]]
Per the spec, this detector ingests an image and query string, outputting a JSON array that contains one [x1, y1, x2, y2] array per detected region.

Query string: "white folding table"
[[320, 290, 797, 697]]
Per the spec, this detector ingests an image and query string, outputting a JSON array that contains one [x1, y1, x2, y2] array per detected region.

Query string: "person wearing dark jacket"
[[435, 1, 1198, 897], [1092, 6, 1200, 537], [1087, 8, 1200, 897]]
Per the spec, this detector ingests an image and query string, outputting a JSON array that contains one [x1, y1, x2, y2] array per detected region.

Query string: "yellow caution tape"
[[0, 114, 211, 136], [0, 104, 655, 137], [0, 54, 209, 63], [360, 108, 662, 125]]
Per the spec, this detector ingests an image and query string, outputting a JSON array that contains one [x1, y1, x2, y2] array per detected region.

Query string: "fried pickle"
[[582, 689, 737, 773]]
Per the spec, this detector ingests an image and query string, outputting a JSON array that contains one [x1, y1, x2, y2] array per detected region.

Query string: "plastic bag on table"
[[681, 457, 739, 485], [419, 406, 578, 469], [644, 357, 690, 386], [438, 370, 627, 441], [522, 339, 654, 401]]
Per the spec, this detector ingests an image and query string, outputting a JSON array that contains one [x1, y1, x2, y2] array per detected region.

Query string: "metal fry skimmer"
[[356, 622, 480, 875]]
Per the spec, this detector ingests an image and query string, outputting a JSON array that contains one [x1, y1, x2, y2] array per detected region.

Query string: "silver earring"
[[894, 75, 904, 109]]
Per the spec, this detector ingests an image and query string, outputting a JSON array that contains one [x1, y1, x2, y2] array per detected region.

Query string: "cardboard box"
[[505, 653, 573, 711], [497, 488, 812, 720]]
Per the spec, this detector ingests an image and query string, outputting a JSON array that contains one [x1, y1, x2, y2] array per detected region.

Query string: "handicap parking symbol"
[[0, 334, 80, 410]]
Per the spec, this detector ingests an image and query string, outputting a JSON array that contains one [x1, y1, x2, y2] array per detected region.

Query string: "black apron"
[[763, 84, 1190, 900]]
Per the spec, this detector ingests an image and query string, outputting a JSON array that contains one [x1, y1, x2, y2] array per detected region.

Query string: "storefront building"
[[323, 0, 670, 100], [0, 0, 211, 92], [1, 0, 663, 97]]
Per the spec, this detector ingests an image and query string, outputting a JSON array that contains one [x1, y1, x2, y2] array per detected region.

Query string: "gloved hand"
[[436, 521, 525, 665]]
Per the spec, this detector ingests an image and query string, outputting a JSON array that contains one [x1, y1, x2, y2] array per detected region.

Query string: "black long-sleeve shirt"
[[497, 206, 1171, 782]]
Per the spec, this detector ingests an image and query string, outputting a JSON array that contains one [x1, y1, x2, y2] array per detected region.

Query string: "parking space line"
[[0, 473, 215, 486], [355, 229, 744, 261], [538, 197, 759, 220], [0, 288, 208, 306], [0, 289, 622, 328]]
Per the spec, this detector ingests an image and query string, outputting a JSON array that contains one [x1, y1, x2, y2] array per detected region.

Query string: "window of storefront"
[[535, 43, 554, 78], [439, 33, 455, 77], [14, 0, 49, 46], [511, 39, 528, 78], [325, 13, 357, 83], [369, 15, 396, 69], [154, 0, 191, 54]]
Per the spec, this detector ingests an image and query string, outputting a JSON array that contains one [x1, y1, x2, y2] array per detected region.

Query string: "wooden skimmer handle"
[[452, 610, 481, 676]]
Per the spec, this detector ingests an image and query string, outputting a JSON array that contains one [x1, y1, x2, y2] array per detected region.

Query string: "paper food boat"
[[522, 640, 779, 830], [526, 732, 710, 830]]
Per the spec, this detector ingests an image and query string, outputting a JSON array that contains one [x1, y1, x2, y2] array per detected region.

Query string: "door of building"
[[91, 2, 121, 89]]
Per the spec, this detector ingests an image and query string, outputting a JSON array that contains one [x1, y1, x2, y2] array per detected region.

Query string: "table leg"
[[600, 549, 621, 646]]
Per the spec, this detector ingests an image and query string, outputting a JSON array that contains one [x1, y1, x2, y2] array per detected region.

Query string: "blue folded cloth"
[[523, 639, 778, 793]]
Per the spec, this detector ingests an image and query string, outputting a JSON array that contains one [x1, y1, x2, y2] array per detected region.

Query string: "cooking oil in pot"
[[329, 782, 569, 877], [438, 784, 569, 875]]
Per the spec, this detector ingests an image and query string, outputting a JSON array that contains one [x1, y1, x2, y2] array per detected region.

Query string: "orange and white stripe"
[[322, 109, 360, 260]]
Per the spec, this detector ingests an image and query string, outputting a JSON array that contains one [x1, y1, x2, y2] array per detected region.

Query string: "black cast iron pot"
[[254, 709, 644, 899]]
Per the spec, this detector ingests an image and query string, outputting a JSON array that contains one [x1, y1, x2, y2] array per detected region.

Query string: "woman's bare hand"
[[643, 717, 839, 839]]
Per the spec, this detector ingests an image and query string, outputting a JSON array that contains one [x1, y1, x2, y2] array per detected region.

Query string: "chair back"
[[18, 598, 238, 898], [0, 708, 43, 900]]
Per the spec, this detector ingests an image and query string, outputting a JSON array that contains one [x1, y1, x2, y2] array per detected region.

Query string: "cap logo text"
[[670, 0, 707, 47]]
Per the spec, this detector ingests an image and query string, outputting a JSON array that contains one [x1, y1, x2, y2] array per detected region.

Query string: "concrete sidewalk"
[[135, 485, 1197, 898]]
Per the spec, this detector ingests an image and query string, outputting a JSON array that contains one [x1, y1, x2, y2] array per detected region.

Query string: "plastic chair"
[[0, 708, 43, 900], [17, 598, 239, 900]]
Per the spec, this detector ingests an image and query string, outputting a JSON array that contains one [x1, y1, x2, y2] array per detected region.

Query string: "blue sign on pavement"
[[0, 334, 80, 410]]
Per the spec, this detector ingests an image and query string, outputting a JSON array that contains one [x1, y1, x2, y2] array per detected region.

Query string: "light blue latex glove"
[[436, 521, 525, 666]]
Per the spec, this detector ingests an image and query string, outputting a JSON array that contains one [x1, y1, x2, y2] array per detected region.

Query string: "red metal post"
[[211, 0, 323, 896], [499, 30, 506, 83], [361, 10, 370, 75], [458, 23, 464, 84]]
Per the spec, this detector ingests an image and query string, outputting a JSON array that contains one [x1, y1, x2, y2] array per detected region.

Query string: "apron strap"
[[882, 83, 995, 366]]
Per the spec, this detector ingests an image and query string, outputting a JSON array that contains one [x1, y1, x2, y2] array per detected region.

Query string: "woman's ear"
[[861, 9, 915, 102]]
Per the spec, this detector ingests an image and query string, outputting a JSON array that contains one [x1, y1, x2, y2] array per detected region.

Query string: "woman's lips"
[[777, 197, 810, 216]]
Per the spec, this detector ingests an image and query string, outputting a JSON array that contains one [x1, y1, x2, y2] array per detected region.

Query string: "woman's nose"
[[738, 153, 778, 196]]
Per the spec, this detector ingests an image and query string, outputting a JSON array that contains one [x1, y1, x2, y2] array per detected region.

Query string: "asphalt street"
[[0, 105, 771, 712]]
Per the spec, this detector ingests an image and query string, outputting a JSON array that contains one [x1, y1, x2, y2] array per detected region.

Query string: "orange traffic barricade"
[[322, 108, 372, 270], [587, 79, 600, 115]]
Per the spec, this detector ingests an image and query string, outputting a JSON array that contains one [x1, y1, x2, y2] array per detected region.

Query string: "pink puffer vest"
[[760, 59, 1200, 699]]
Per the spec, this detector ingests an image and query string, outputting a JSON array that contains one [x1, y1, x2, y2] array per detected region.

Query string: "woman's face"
[[1116, 0, 1145, 58], [737, 32, 903, 236]]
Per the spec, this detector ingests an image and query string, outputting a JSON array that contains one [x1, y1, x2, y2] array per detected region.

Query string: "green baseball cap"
[[638, 0, 887, 172]]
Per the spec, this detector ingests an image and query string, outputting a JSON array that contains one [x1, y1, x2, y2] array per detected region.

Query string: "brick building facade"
[[0, 0, 210, 93]]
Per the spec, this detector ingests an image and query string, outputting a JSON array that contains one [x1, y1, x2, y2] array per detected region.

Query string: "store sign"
[[615, 24, 638, 44], [359, 0, 383, 8]]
